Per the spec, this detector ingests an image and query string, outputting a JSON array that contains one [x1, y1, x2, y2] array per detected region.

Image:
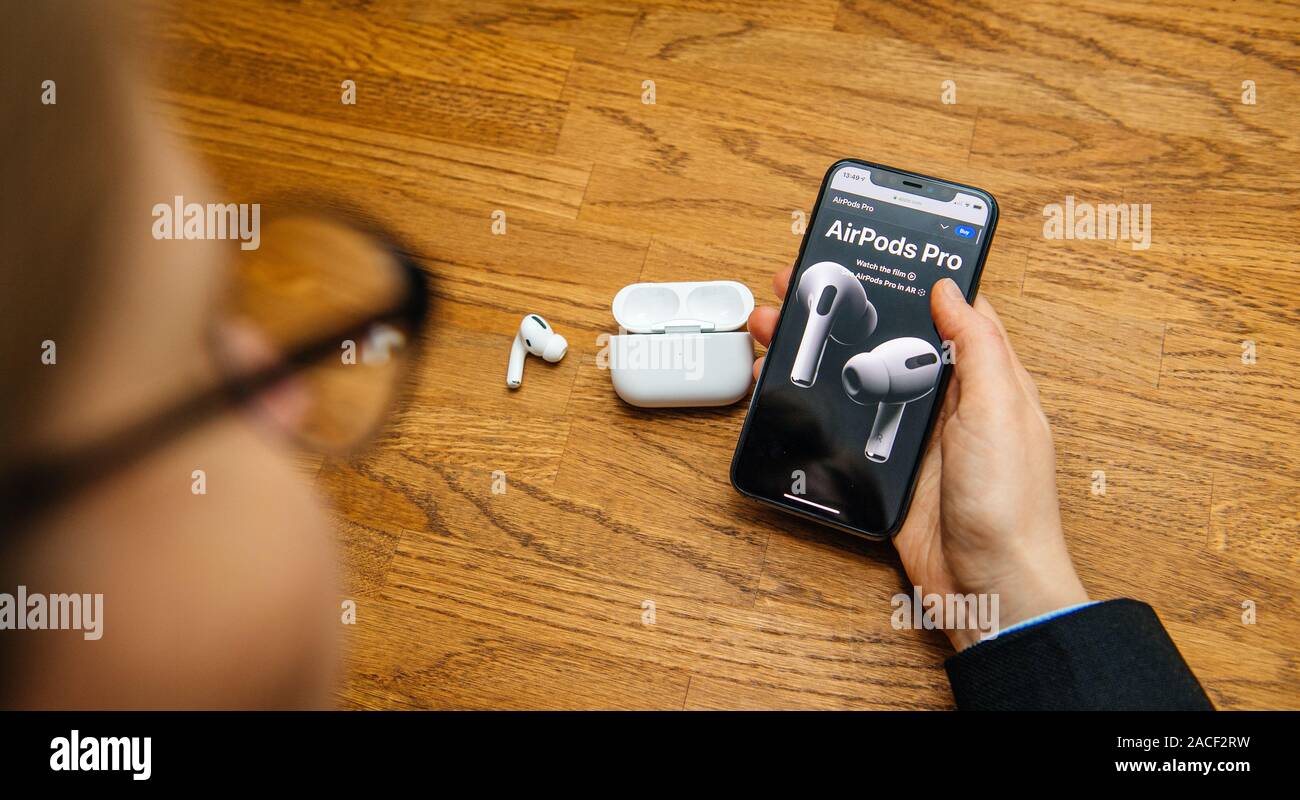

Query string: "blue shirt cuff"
[[972, 600, 1101, 648]]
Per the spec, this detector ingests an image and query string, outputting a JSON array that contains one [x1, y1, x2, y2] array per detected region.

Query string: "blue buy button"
[[955, 225, 975, 239]]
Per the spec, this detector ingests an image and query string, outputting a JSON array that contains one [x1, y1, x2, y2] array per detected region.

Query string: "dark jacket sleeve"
[[944, 598, 1214, 710]]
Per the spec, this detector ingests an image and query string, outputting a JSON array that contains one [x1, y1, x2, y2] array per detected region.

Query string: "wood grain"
[[147, 0, 1299, 709]]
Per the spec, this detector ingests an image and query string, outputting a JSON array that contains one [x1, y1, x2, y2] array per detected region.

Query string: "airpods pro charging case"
[[608, 281, 755, 408]]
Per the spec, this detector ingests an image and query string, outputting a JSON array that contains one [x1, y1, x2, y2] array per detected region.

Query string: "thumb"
[[930, 278, 1011, 383]]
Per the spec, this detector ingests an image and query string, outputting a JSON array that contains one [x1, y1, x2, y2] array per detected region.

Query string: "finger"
[[894, 407, 945, 555], [772, 264, 794, 302], [747, 306, 779, 349], [940, 368, 960, 420], [972, 296, 1018, 359], [971, 295, 1004, 331], [930, 278, 1014, 400], [972, 296, 1042, 407]]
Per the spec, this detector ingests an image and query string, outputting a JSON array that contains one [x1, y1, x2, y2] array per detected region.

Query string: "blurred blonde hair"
[[0, 3, 138, 473]]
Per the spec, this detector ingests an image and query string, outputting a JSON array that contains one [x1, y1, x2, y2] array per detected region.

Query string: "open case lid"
[[611, 280, 754, 334]]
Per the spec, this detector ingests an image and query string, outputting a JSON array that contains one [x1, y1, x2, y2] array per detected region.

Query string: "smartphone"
[[730, 160, 998, 539]]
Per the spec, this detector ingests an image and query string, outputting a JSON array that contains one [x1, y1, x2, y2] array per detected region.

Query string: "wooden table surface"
[[146, 0, 1299, 709]]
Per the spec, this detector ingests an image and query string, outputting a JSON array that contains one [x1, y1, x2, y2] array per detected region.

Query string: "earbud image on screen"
[[841, 337, 940, 462], [790, 261, 876, 387], [732, 163, 993, 536]]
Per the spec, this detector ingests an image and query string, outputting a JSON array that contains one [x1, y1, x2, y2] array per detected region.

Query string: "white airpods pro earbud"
[[791, 261, 876, 387], [506, 314, 568, 388], [841, 337, 941, 462]]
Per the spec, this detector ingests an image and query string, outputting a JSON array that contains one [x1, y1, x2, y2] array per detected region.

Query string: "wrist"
[[946, 570, 1089, 651]]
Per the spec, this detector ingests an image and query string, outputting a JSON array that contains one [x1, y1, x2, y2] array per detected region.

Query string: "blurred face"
[[5, 77, 340, 710]]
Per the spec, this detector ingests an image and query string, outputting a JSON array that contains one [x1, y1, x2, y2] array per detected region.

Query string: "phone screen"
[[731, 161, 997, 537]]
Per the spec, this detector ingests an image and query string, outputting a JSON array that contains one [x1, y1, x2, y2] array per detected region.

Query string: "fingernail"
[[938, 278, 963, 302]]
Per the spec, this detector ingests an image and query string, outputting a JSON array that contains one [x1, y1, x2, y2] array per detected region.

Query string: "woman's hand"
[[748, 269, 1088, 650]]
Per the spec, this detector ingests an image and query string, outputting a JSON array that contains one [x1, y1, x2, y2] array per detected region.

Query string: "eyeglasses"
[[1, 203, 430, 526]]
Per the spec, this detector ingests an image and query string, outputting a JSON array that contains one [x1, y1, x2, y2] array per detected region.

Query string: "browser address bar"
[[829, 166, 988, 226]]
